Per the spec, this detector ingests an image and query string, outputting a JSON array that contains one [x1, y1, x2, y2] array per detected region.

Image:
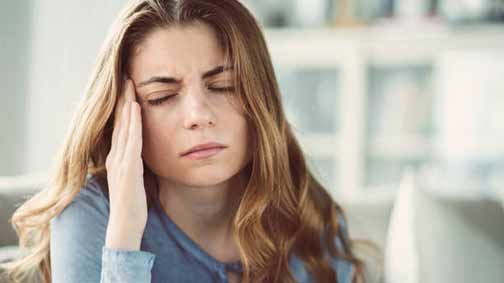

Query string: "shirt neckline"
[[153, 195, 244, 274]]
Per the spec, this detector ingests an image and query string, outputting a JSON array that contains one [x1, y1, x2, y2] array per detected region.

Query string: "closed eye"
[[147, 94, 177, 106], [146, 86, 235, 106], [208, 86, 235, 92]]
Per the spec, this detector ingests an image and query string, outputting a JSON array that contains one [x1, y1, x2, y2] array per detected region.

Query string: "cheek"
[[219, 94, 245, 116], [141, 113, 176, 158]]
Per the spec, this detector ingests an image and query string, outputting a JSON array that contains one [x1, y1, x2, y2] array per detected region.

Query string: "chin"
[[174, 166, 237, 187], [180, 175, 233, 188]]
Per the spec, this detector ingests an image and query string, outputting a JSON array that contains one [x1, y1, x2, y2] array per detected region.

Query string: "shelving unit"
[[264, 22, 504, 200]]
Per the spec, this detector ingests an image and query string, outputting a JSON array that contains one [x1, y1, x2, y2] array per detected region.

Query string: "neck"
[[155, 169, 248, 262]]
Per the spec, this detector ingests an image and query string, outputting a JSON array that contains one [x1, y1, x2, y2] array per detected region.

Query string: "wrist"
[[105, 220, 144, 251]]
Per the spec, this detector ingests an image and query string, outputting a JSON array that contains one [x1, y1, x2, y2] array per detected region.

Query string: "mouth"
[[180, 142, 228, 160], [181, 146, 226, 160]]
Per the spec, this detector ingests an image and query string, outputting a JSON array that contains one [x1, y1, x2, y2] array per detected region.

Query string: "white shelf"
[[369, 135, 432, 159], [337, 183, 397, 205], [265, 22, 504, 197], [265, 22, 504, 67], [295, 132, 341, 158]]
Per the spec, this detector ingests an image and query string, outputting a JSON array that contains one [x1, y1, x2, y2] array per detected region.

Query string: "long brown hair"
[[1, 0, 370, 282]]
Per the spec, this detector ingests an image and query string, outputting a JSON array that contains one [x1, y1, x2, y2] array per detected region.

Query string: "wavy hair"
[[1, 0, 373, 282]]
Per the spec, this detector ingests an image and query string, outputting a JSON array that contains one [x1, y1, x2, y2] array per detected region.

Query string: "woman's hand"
[[104, 78, 147, 251]]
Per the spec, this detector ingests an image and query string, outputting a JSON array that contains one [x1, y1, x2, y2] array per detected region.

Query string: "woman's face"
[[128, 21, 252, 187]]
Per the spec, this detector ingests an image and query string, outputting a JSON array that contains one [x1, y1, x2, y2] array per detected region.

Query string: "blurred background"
[[1, 0, 504, 282]]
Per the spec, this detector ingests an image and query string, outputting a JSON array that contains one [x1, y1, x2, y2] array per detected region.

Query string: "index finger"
[[110, 79, 133, 154], [124, 79, 137, 102], [113, 79, 130, 129]]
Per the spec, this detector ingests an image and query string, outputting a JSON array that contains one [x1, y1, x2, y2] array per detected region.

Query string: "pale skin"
[[104, 21, 252, 282]]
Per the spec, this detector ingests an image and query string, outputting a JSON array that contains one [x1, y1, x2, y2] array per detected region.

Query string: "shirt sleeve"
[[100, 247, 155, 283], [50, 177, 156, 283]]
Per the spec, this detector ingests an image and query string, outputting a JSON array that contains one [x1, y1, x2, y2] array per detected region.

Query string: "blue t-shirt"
[[50, 175, 353, 282]]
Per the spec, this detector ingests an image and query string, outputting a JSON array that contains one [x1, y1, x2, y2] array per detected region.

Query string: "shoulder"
[[50, 174, 110, 233], [49, 174, 111, 281], [75, 173, 110, 208], [70, 174, 109, 211]]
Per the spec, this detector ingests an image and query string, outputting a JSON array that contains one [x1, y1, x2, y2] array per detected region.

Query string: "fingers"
[[125, 79, 137, 102], [110, 80, 129, 157], [109, 78, 141, 163], [112, 81, 129, 140], [126, 101, 143, 161], [110, 79, 136, 156], [116, 100, 132, 160]]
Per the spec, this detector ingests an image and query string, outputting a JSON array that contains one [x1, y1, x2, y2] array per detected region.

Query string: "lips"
[[181, 142, 227, 157]]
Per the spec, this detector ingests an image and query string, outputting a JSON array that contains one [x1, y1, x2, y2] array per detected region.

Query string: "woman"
[[1, 0, 367, 282]]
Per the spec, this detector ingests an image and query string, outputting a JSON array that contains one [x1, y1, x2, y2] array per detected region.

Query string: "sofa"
[[384, 167, 504, 283], [0, 174, 45, 282]]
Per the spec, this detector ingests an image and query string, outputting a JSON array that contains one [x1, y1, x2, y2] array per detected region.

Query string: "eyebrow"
[[137, 65, 233, 88]]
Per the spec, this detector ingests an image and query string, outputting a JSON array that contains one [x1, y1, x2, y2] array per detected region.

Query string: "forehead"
[[128, 21, 225, 78]]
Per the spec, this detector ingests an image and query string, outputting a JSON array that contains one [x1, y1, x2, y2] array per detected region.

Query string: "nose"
[[182, 86, 216, 130]]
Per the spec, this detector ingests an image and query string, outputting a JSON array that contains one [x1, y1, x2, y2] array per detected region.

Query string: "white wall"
[[22, 1, 126, 173], [0, 1, 33, 176]]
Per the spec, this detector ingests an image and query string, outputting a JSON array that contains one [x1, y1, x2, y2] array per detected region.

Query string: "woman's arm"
[[49, 179, 156, 283], [104, 78, 149, 252]]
